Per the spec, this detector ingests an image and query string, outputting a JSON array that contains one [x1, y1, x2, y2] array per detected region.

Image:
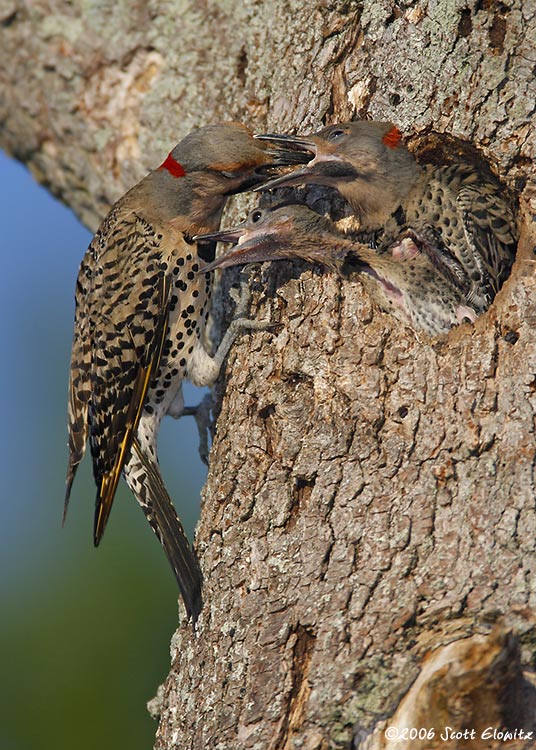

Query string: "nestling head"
[[194, 203, 352, 272], [255, 120, 420, 230]]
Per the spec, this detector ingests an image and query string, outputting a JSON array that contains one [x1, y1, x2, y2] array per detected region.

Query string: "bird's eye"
[[328, 128, 346, 141], [250, 209, 264, 224]]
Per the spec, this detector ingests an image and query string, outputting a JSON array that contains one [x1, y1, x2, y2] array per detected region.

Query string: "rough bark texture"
[[2, 1, 536, 748]]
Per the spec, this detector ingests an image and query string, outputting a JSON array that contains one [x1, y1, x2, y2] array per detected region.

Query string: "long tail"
[[129, 438, 203, 622]]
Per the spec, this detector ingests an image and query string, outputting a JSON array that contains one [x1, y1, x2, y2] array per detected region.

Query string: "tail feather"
[[63, 460, 79, 526], [131, 439, 203, 622]]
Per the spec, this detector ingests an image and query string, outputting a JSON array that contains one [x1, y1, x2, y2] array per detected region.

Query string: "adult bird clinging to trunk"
[[195, 203, 479, 336], [255, 121, 518, 316], [63, 122, 306, 621]]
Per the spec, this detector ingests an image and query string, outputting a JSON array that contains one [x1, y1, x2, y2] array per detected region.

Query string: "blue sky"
[[0, 151, 207, 749]]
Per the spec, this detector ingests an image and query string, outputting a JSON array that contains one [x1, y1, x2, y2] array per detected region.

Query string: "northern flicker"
[[255, 121, 518, 315], [64, 123, 304, 620], [195, 203, 480, 335]]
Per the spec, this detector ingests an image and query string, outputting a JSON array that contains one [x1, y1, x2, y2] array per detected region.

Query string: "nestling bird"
[[255, 121, 518, 315], [195, 203, 480, 336], [64, 123, 303, 620]]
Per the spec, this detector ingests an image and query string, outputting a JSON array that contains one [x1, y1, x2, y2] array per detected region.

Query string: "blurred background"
[[0, 151, 207, 750]]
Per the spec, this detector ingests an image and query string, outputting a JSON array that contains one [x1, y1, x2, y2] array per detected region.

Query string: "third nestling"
[[196, 203, 482, 336], [197, 120, 518, 336]]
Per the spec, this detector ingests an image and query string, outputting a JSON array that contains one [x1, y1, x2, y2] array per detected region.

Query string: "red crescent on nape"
[[159, 153, 186, 177], [382, 126, 402, 149]]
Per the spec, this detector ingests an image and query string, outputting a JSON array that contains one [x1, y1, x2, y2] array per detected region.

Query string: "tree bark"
[[2, 1, 536, 748]]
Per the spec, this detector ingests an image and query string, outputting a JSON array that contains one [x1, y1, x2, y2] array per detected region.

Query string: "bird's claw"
[[182, 393, 214, 465]]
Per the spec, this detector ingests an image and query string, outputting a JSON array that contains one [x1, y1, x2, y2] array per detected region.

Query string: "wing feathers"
[[93, 272, 172, 544]]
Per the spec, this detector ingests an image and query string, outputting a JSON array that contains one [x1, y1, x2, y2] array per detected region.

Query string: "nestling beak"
[[253, 133, 358, 191], [194, 226, 246, 245], [194, 203, 354, 273], [255, 133, 318, 152], [193, 220, 284, 272], [262, 140, 316, 165], [224, 143, 315, 195]]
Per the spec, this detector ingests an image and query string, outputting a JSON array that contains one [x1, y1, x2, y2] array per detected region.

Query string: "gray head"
[[148, 122, 311, 233], [255, 121, 421, 230], [166, 123, 271, 183]]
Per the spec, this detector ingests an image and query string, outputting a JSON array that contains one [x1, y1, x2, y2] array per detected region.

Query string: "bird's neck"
[[143, 169, 227, 235], [343, 161, 422, 232], [308, 231, 356, 269]]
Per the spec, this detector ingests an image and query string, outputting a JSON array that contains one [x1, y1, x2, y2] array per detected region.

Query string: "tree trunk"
[[2, 1, 536, 748]]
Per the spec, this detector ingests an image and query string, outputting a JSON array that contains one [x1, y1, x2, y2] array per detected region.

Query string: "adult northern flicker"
[[195, 203, 479, 336], [64, 123, 304, 620], [255, 121, 518, 315]]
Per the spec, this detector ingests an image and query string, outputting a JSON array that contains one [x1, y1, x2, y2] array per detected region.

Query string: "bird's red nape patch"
[[382, 126, 402, 149], [159, 152, 186, 178]]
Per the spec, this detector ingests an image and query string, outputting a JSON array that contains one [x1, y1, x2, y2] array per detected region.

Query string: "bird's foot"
[[227, 268, 274, 335], [182, 393, 214, 466], [212, 273, 271, 368]]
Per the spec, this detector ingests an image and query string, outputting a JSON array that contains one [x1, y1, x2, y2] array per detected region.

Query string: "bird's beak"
[[193, 225, 283, 272], [253, 133, 358, 191], [255, 133, 317, 153], [264, 144, 316, 166], [225, 143, 314, 195], [193, 226, 246, 245]]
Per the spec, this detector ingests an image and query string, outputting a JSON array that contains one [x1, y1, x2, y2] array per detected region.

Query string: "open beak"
[[225, 144, 316, 195], [263, 140, 315, 165], [193, 225, 283, 273], [254, 135, 317, 191], [255, 133, 317, 153], [193, 226, 246, 245], [249, 134, 318, 191], [226, 172, 271, 195], [252, 133, 357, 191]]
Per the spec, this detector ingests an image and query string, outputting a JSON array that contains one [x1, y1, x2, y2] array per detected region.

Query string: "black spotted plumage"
[[376, 163, 518, 313], [64, 123, 295, 620]]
